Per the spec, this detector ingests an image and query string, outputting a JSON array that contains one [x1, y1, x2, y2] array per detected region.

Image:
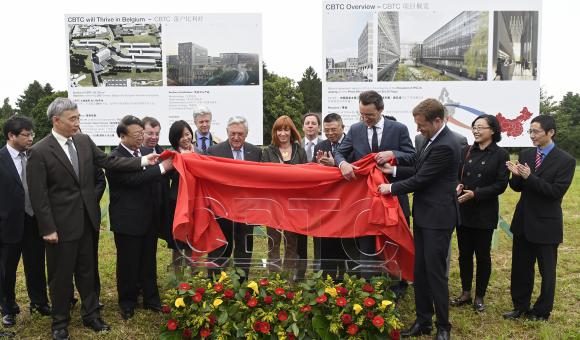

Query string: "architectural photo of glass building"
[[492, 11, 539, 81], [377, 12, 401, 81]]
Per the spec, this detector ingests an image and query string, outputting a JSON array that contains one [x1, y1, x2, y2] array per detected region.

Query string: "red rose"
[[347, 324, 359, 335], [390, 329, 401, 340], [285, 291, 295, 300], [244, 291, 251, 299], [259, 321, 271, 334], [372, 315, 385, 328], [208, 314, 216, 325], [199, 328, 211, 338], [178, 282, 191, 291], [362, 284, 374, 293], [336, 286, 348, 295], [182, 328, 192, 338], [300, 305, 312, 313], [213, 283, 224, 293], [315, 294, 328, 304], [366, 311, 375, 319], [336, 297, 347, 307], [364, 297, 376, 307], [259, 278, 269, 286], [263, 295, 273, 304], [341, 313, 353, 324], [196, 287, 205, 295], [287, 332, 296, 340], [278, 310, 288, 321], [253, 321, 262, 331], [223, 289, 235, 299], [162, 305, 171, 314], [274, 288, 285, 296], [167, 319, 178, 331], [192, 293, 202, 303], [247, 297, 258, 307]]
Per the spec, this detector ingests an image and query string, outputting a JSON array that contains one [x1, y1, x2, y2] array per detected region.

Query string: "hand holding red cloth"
[[163, 150, 414, 281]]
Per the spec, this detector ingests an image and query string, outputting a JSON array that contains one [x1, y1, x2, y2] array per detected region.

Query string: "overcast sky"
[[0, 0, 577, 106]]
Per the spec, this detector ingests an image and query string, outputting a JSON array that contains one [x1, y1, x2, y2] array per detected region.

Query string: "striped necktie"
[[535, 149, 543, 169]]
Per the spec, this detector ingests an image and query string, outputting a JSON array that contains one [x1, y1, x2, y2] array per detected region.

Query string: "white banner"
[[323, 0, 541, 146], [66, 14, 263, 146]]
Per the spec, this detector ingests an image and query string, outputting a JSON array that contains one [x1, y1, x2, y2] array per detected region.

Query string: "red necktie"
[[535, 149, 543, 169]]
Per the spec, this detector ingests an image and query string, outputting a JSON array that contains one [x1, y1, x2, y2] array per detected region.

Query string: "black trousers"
[[511, 235, 558, 317], [456, 226, 494, 297], [208, 219, 254, 280], [413, 227, 453, 331], [114, 227, 160, 310], [0, 214, 49, 314], [45, 214, 100, 331], [319, 237, 349, 280]]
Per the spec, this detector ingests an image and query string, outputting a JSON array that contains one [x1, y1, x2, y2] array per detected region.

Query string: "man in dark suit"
[[192, 106, 221, 153], [379, 98, 461, 340], [301, 112, 323, 162], [334, 90, 415, 276], [26, 98, 160, 340], [0, 117, 50, 335], [106, 116, 173, 320], [207, 116, 261, 280], [504, 115, 575, 321]]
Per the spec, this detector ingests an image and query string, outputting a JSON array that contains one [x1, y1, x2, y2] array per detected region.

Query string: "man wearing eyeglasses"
[[504, 115, 576, 322]]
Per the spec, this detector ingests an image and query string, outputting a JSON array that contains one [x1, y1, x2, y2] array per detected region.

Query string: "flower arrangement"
[[161, 270, 402, 339]]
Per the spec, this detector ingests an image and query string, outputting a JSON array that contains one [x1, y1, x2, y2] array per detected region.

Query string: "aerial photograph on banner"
[[492, 11, 539, 81], [68, 24, 163, 87], [378, 11, 488, 81], [325, 12, 374, 82], [165, 18, 260, 86]]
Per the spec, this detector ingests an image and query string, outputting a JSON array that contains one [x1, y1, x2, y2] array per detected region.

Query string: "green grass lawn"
[[10, 167, 580, 339]]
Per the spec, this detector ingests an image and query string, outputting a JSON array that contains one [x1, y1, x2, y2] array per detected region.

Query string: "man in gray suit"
[[335, 90, 415, 277], [206, 116, 261, 280]]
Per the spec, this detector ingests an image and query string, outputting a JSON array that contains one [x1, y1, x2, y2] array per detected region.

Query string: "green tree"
[[29, 91, 68, 142], [1, 98, 13, 118], [16, 81, 53, 116], [540, 88, 558, 116], [298, 66, 322, 113], [263, 73, 304, 144], [553, 92, 580, 157]]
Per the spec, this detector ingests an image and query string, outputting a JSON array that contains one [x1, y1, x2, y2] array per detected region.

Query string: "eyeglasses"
[[471, 126, 491, 132], [19, 132, 35, 138], [527, 129, 544, 135]]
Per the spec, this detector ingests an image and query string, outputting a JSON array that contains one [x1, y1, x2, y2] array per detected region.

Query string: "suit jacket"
[[141, 144, 170, 236], [312, 134, 353, 164], [193, 131, 221, 153], [0, 146, 28, 243], [391, 126, 461, 229], [27, 133, 142, 242], [106, 145, 164, 236], [509, 146, 576, 244], [207, 141, 262, 162]]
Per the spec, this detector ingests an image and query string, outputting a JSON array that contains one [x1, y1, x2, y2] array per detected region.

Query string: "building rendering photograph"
[[68, 24, 163, 87], [378, 11, 488, 81], [492, 11, 539, 81], [325, 12, 373, 82]]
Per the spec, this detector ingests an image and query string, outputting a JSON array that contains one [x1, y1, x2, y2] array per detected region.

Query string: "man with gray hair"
[[206, 116, 261, 281], [192, 106, 221, 153], [26, 97, 160, 340]]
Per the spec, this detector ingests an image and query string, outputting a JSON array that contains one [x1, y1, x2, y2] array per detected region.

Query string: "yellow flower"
[[247, 280, 259, 294], [380, 299, 393, 311], [207, 282, 212, 289], [324, 287, 337, 298], [174, 297, 186, 308], [213, 298, 223, 308], [218, 271, 228, 283], [353, 303, 363, 315]]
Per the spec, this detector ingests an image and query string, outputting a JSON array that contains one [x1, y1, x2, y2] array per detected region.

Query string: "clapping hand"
[[506, 160, 521, 176], [316, 150, 335, 167], [516, 163, 531, 179]]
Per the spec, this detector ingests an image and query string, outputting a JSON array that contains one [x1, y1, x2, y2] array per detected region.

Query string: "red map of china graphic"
[[495, 107, 533, 137]]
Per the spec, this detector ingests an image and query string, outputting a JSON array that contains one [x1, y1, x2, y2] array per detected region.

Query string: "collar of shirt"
[[51, 129, 70, 148], [367, 116, 384, 147], [338, 134, 345, 144], [6, 143, 21, 161], [304, 137, 320, 146], [429, 124, 446, 145], [121, 143, 140, 157], [231, 146, 244, 158], [538, 143, 555, 157]]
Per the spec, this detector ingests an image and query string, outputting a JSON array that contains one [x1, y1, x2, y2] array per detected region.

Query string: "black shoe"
[[82, 317, 111, 332], [30, 303, 52, 316], [435, 328, 450, 340], [9, 303, 19, 315], [473, 297, 485, 313], [0, 330, 15, 338], [450, 295, 472, 307], [1, 314, 15, 327], [401, 321, 433, 337], [502, 309, 528, 320], [526, 311, 549, 322], [121, 308, 134, 320], [143, 304, 163, 313], [52, 328, 69, 340]]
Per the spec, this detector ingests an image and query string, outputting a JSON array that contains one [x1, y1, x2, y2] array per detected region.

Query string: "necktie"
[[535, 149, 543, 169], [65, 138, 80, 178], [234, 149, 242, 160], [19, 152, 34, 216], [307, 141, 314, 162], [331, 143, 337, 155], [133, 150, 140, 157], [371, 126, 379, 153], [201, 136, 208, 153]]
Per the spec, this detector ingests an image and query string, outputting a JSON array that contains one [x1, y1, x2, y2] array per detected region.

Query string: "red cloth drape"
[[165, 151, 414, 281]]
